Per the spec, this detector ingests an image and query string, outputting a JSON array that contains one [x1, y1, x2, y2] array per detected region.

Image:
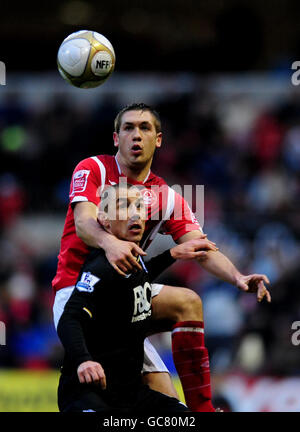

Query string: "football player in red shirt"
[[52, 103, 271, 412]]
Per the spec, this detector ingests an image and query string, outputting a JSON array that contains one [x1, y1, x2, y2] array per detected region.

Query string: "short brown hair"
[[99, 182, 143, 213], [114, 103, 161, 133]]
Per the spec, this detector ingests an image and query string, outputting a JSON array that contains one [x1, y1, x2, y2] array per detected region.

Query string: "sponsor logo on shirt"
[[71, 170, 90, 195], [76, 272, 100, 293], [132, 282, 152, 322]]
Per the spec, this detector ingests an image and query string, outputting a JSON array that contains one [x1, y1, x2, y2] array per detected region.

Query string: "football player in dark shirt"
[[57, 182, 211, 413]]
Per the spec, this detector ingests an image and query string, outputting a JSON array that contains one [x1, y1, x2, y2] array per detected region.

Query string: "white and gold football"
[[57, 30, 115, 89]]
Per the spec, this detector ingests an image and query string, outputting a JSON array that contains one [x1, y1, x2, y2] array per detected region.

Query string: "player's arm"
[[70, 158, 145, 275], [69, 158, 114, 251], [74, 201, 146, 275], [177, 230, 271, 303], [145, 236, 218, 281], [74, 201, 107, 249], [57, 288, 106, 388]]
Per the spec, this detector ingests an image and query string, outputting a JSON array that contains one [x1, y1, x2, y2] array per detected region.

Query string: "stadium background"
[[1, 0, 300, 411]]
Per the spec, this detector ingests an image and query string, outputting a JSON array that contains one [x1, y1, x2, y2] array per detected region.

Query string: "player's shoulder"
[[75, 154, 114, 169], [84, 248, 110, 272], [95, 154, 115, 167], [82, 247, 122, 282]]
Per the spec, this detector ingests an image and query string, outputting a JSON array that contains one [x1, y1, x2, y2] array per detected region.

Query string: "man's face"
[[113, 110, 162, 167], [103, 186, 146, 243]]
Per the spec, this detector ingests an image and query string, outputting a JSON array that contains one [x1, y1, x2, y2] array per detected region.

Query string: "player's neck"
[[115, 153, 152, 183]]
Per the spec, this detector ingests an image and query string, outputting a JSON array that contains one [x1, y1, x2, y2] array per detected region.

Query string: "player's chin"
[[129, 153, 146, 164], [124, 231, 143, 243]]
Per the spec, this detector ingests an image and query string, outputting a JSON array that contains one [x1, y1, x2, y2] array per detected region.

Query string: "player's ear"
[[155, 132, 162, 148], [98, 210, 110, 229], [113, 132, 119, 148]]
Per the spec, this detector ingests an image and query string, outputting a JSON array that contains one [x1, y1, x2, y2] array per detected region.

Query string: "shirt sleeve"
[[143, 249, 176, 281], [57, 287, 95, 370], [162, 190, 203, 242], [57, 251, 118, 370], [69, 157, 106, 207]]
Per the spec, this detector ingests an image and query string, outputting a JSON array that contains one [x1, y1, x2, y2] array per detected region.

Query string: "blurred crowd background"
[[1, 74, 300, 385], [1, 0, 300, 411]]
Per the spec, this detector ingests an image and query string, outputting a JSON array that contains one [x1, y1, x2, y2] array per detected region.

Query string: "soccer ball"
[[57, 30, 115, 89]]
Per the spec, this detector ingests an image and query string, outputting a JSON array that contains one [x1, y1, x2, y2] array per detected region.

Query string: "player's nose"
[[129, 209, 140, 219], [132, 127, 142, 140]]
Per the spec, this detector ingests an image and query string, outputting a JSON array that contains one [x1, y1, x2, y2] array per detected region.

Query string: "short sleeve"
[[162, 190, 203, 241], [69, 156, 106, 206]]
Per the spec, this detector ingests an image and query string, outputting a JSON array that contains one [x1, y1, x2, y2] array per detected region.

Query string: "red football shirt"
[[52, 155, 201, 292]]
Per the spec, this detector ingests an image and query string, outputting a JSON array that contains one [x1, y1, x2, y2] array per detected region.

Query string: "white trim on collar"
[[114, 156, 151, 184], [143, 170, 151, 184], [114, 156, 122, 175]]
